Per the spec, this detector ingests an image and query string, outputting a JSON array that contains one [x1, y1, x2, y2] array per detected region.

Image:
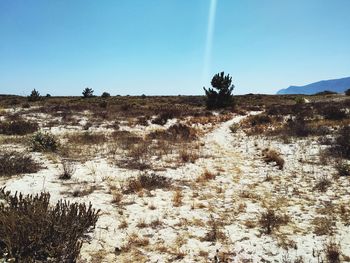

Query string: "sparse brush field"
[[0, 94, 350, 262]]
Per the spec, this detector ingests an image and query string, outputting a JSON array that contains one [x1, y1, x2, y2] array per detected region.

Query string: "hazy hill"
[[277, 76, 350, 95]]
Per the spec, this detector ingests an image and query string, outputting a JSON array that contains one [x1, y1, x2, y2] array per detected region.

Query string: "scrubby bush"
[[82, 87, 94, 98], [0, 188, 99, 262], [333, 125, 350, 159], [335, 162, 350, 177], [249, 114, 272, 126], [259, 208, 288, 234], [345, 88, 350, 96], [123, 173, 171, 193], [229, 123, 239, 133], [285, 117, 312, 137], [262, 148, 285, 170], [323, 106, 347, 120], [0, 151, 40, 177], [59, 160, 76, 180], [28, 89, 41, 102], [324, 241, 341, 263], [0, 119, 38, 135], [203, 71, 235, 109], [314, 175, 332, 192], [31, 132, 59, 152], [152, 111, 175, 125]]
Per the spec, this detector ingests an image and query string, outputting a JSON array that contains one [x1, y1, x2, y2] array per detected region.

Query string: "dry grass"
[[196, 169, 216, 183], [172, 189, 183, 207], [178, 148, 199, 163], [59, 159, 76, 180], [312, 216, 335, 236]]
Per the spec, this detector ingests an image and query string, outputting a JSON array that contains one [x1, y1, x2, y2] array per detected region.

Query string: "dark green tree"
[[203, 72, 235, 109], [28, 89, 41, 102], [345, 88, 350, 96], [82, 87, 94, 98], [101, 92, 110, 98]]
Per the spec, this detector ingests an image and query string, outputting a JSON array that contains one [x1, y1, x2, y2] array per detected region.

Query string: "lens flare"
[[202, 0, 218, 85]]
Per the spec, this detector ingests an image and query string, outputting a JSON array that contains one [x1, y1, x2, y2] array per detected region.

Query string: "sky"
[[0, 0, 350, 96]]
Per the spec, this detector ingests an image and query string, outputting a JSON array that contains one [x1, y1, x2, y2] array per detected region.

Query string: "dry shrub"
[[0, 188, 99, 262], [172, 189, 183, 207], [323, 106, 347, 120], [0, 119, 38, 135], [111, 190, 123, 204], [339, 204, 350, 226], [147, 123, 197, 142], [0, 151, 40, 177], [201, 215, 226, 242], [196, 169, 216, 183], [334, 125, 350, 159], [123, 173, 171, 194], [121, 141, 151, 170], [122, 233, 149, 252], [229, 123, 239, 133], [312, 216, 334, 236], [262, 148, 285, 170], [314, 176, 332, 192], [324, 241, 341, 263], [179, 148, 199, 163], [151, 108, 182, 125], [335, 161, 350, 177], [259, 208, 289, 234], [68, 132, 107, 145], [59, 160, 76, 180], [111, 130, 142, 149], [248, 114, 272, 126], [284, 117, 313, 137], [31, 132, 59, 152]]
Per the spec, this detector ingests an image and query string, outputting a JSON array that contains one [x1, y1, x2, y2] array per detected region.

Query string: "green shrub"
[[31, 132, 59, 152], [0, 151, 40, 177], [345, 88, 350, 96], [0, 188, 99, 262]]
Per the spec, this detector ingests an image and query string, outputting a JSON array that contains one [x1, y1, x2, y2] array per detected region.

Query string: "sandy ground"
[[1, 112, 349, 262]]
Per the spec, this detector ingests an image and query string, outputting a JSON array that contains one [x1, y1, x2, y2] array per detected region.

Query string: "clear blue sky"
[[1, 0, 349, 96]]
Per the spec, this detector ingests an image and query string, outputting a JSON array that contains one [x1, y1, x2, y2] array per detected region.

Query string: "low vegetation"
[[0, 119, 38, 135], [0, 188, 100, 262], [0, 151, 40, 177], [31, 131, 59, 152]]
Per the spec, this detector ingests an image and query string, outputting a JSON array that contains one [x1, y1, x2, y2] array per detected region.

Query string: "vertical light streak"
[[202, 0, 218, 86]]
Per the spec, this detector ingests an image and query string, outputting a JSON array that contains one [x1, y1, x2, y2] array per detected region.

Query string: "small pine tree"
[[28, 89, 41, 102], [203, 72, 235, 109], [345, 88, 350, 96], [82, 87, 94, 98]]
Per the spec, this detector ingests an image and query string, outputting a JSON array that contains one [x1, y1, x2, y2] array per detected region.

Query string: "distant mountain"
[[277, 76, 350, 95]]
